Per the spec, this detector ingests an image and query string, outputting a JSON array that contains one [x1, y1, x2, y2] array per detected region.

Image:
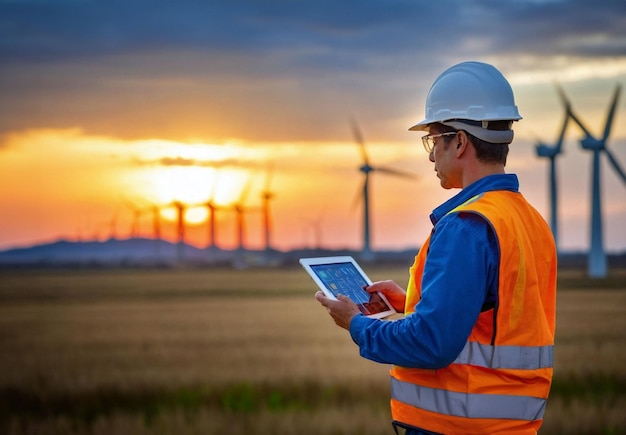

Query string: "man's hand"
[[364, 280, 406, 313], [314, 291, 361, 330]]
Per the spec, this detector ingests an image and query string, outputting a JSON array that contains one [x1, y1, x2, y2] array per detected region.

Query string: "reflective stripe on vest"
[[391, 378, 547, 421], [454, 341, 553, 370]]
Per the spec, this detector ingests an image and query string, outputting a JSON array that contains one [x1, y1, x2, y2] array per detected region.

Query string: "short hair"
[[470, 133, 509, 165]]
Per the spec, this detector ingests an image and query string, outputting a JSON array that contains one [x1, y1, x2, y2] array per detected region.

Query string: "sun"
[[129, 140, 252, 225]]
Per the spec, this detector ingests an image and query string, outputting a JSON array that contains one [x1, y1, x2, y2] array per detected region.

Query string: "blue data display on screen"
[[310, 262, 370, 305]]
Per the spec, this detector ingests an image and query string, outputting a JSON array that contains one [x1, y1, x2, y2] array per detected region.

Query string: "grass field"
[[0, 266, 624, 434]]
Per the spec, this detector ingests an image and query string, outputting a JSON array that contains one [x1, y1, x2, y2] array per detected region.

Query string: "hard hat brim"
[[408, 120, 429, 131]]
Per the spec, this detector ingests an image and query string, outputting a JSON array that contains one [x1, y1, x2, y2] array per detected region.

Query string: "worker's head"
[[410, 61, 521, 165]]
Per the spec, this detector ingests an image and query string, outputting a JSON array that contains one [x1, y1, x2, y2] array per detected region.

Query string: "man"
[[315, 61, 557, 435]]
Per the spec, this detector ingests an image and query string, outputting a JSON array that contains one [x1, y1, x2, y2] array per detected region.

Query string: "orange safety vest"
[[390, 191, 557, 435]]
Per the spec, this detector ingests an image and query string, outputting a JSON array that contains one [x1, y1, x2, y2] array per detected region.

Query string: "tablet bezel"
[[299, 255, 396, 319]]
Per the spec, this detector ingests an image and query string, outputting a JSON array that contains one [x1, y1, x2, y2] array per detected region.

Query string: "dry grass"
[[0, 266, 624, 434]]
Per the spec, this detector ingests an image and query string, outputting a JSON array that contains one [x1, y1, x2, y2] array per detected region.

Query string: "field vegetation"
[[0, 266, 624, 434]]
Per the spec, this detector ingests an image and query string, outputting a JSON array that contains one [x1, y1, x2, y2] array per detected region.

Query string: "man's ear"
[[456, 130, 468, 155]]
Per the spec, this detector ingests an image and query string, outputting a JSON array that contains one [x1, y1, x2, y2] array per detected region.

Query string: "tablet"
[[300, 256, 396, 319]]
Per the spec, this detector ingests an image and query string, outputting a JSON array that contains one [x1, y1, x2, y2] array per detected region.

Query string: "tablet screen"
[[309, 261, 390, 316]]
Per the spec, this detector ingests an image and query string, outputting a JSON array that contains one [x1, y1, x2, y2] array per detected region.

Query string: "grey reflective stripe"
[[391, 378, 546, 421], [453, 341, 554, 370]]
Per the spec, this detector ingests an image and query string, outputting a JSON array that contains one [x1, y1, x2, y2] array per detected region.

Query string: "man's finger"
[[315, 291, 330, 306], [337, 294, 351, 303]]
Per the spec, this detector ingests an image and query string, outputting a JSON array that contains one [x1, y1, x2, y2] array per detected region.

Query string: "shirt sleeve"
[[349, 213, 498, 369]]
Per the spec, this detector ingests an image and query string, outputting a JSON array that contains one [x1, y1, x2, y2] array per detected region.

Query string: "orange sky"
[[1, 2, 626, 254], [1, 93, 625, 253]]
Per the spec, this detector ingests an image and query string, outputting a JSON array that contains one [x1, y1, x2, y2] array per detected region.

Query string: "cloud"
[[0, 0, 625, 144], [1, 0, 624, 63]]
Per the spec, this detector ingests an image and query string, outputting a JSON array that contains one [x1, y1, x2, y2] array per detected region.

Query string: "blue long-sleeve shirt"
[[349, 174, 520, 368]]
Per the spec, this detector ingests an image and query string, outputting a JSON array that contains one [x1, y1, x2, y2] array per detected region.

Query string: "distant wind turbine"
[[351, 118, 417, 260], [198, 172, 223, 250], [123, 198, 145, 238], [563, 84, 626, 278], [261, 164, 276, 252], [305, 209, 325, 250], [534, 85, 570, 251], [108, 207, 119, 240], [167, 200, 187, 263], [231, 178, 259, 252], [149, 204, 162, 241]]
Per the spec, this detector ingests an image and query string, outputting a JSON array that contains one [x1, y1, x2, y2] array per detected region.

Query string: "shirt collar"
[[430, 174, 520, 225]]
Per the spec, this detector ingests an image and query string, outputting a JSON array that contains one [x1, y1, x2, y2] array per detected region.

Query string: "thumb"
[[337, 294, 351, 303], [315, 291, 330, 306]]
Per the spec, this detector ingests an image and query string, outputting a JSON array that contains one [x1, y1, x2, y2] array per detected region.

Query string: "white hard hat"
[[409, 61, 522, 143]]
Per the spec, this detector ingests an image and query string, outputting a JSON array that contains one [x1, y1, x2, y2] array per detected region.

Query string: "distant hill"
[[0, 238, 236, 268], [0, 238, 624, 270], [0, 239, 421, 269]]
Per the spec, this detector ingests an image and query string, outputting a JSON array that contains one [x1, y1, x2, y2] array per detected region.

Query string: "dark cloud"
[[2, 0, 623, 64], [457, 0, 626, 57], [0, 0, 624, 144]]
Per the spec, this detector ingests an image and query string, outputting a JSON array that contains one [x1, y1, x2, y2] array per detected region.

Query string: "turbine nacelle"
[[535, 144, 560, 158], [359, 163, 374, 174], [580, 137, 605, 151]]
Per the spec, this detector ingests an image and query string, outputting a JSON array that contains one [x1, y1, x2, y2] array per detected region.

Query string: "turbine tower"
[[534, 86, 570, 251], [351, 118, 416, 260], [563, 84, 626, 278]]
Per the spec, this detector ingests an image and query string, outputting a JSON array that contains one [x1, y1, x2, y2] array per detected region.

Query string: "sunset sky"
[[1, 0, 625, 253]]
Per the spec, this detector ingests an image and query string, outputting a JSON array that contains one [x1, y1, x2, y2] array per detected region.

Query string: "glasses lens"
[[427, 137, 434, 152], [422, 135, 434, 153], [422, 132, 457, 153]]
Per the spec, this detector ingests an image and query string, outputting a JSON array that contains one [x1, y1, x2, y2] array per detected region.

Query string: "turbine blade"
[[568, 108, 595, 139], [351, 117, 369, 165], [602, 84, 622, 141], [239, 178, 253, 204], [555, 83, 572, 113], [555, 111, 570, 152], [604, 149, 626, 185], [374, 166, 418, 179], [558, 84, 594, 138], [351, 181, 364, 212]]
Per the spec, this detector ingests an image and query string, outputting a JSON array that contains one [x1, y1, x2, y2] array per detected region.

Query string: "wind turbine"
[[122, 198, 145, 238], [351, 118, 416, 260], [166, 200, 187, 263], [304, 209, 325, 250], [108, 207, 119, 240], [198, 172, 223, 250], [231, 178, 258, 252], [93, 207, 119, 241], [148, 204, 162, 241], [261, 164, 276, 252], [563, 84, 626, 278], [534, 86, 570, 251]]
